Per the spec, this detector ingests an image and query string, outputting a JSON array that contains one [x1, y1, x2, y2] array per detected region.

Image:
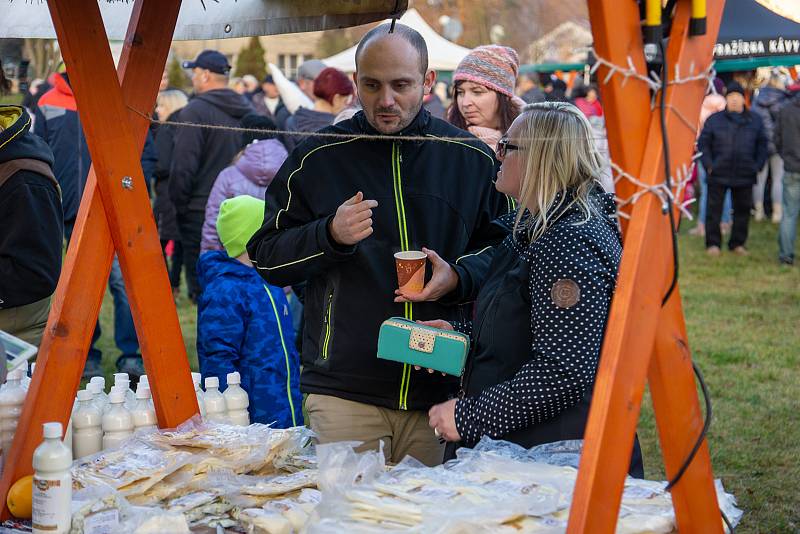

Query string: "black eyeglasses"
[[496, 137, 520, 158]]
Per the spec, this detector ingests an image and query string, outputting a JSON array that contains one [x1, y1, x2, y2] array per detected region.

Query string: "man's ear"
[[423, 70, 437, 95], [352, 71, 358, 88]]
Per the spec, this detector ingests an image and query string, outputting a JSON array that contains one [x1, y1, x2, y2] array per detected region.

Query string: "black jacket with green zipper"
[[247, 109, 512, 411]]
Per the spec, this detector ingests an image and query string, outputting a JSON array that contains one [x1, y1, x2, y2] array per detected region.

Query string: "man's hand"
[[394, 248, 458, 302], [429, 399, 460, 442], [329, 192, 379, 246]]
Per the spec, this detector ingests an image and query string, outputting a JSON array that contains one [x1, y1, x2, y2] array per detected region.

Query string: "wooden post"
[[568, 1, 726, 532], [0, 0, 194, 517]]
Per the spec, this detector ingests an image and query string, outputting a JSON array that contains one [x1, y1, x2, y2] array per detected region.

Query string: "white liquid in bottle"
[[192, 373, 206, 418], [32, 422, 72, 534], [72, 390, 102, 459], [0, 369, 27, 472], [102, 390, 133, 450], [131, 386, 157, 432], [224, 372, 250, 426], [203, 377, 227, 424]]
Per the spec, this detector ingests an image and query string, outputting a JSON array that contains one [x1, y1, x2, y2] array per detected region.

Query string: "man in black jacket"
[[698, 82, 769, 256], [248, 24, 510, 466], [171, 50, 253, 300], [0, 105, 63, 346], [775, 91, 800, 265]]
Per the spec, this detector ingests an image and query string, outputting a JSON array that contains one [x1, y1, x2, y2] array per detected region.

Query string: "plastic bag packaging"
[[70, 484, 130, 534], [71, 438, 193, 497], [716, 479, 744, 532], [315, 441, 385, 495], [268, 63, 313, 114], [119, 506, 191, 534]]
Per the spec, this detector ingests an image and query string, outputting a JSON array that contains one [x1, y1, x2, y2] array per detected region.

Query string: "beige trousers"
[[305, 393, 444, 466], [0, 296, 51, 347]]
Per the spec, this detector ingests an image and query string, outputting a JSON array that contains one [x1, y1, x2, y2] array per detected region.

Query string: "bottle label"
[[83, 509, 119, 534], [32, 474, 72, 533]]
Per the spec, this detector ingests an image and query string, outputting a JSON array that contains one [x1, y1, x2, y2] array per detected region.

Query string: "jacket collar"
[[353, 107, 431, 139], [0, 106, 30, 152]]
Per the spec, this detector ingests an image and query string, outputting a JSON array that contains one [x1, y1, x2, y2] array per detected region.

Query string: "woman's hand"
[[394, 248, 458, 303], [428, 399, 460, 442]]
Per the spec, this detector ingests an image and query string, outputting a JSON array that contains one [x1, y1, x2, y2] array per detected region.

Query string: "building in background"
[[170, 32, 325, 79]]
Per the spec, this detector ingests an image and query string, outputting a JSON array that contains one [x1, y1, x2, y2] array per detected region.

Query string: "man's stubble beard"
[[360, 89, 424, 135]]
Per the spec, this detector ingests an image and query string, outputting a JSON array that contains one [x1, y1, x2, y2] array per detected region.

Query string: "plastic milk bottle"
[[131, 386, 157, 432], [224, 372, 250, 426], [0, 369, 27, 472], [32, 422, 72, 534], [72, 390, 103, 459], [102, 390, 133, 450], [203, 377, 227, 424]]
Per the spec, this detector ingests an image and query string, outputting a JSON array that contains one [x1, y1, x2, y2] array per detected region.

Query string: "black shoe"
[[779, 257, 794, 266], [81, 359, 104, 380], [116, 354, 145, 385]]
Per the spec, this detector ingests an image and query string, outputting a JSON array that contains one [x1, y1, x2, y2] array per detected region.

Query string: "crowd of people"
[[695, 73, 800, 263], [0, 21, 796, 467]]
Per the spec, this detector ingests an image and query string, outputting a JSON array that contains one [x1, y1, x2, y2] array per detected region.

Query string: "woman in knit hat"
[[447, 45, 524, 153]]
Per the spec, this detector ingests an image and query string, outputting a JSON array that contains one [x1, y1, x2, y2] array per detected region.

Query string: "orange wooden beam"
[[589, 0, 653, 230], [47, 0, 197, 425], [0, 0, 193, 516], [648, 287, 721, 532], [568, 1, 725, 532]]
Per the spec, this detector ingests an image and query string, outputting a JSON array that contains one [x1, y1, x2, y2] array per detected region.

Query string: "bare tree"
[[23, 39, 61, 79]]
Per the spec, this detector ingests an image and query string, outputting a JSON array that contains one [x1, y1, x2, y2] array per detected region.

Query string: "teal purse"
[[377, 317, 470, 376]]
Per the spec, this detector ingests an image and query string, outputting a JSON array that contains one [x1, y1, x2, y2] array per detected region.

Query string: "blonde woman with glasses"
[[399, 102, 643, 475]]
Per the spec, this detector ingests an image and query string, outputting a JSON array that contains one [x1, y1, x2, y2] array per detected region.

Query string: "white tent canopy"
[[321, 9, 470, 72], [0, 0, 405, 40]]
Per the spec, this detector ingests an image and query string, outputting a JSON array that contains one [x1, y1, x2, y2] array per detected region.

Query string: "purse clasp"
[[409, 327, 436, 354]]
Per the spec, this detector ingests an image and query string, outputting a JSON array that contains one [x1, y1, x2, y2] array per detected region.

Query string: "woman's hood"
[[234, 138, 289, 187]]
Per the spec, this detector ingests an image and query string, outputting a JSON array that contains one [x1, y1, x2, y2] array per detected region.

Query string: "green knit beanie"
[[216, 195, 265, 259]]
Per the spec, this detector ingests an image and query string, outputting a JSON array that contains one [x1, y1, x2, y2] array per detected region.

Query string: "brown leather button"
[[551, 279, 580, 308]]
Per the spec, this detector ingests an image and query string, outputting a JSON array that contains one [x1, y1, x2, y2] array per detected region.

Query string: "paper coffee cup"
[[394, 251, 427, 295]]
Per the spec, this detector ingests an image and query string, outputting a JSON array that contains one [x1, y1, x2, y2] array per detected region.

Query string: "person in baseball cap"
[[182, 49, 232, 75]]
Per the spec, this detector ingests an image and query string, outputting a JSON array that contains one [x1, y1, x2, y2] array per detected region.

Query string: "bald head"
[[352, 23, 436, 134], [355, 23, 428, 77]]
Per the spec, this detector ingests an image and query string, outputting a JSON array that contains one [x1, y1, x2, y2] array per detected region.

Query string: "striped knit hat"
[[453, 45, 520, 99]]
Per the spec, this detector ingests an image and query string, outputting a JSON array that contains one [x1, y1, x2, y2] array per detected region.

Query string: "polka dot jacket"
[[453, 186, 623, 446]]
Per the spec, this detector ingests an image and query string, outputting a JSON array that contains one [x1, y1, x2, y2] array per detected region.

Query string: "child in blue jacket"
[[197, 195, 302, 427]]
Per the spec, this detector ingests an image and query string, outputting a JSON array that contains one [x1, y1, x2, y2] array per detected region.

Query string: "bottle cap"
[[136, 385, 151, 400], [89, 376, 106, 389], [76, 390, 93, 402], [113, 372, 129, 383], [30, 362, 36, 374], [87, 382, 102, 394], [109, 390, 126, 404], [191, 372, 201, 385], [226, 371, 241, 385], [43, 422, 63, 439], [139, 375, 149, 387], [204, 376, 219, 389]]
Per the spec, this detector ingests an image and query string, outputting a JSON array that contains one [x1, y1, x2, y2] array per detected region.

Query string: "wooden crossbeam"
[[568, 1, 726, 532], [0, 0, 195, 518]]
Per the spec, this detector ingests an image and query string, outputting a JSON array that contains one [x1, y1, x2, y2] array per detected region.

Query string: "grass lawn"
[[93, 219, 798, 532]]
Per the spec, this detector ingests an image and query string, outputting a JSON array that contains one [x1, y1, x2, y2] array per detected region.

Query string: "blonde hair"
[[156, 90, 188, 119], [514, 101, 606, 241]]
